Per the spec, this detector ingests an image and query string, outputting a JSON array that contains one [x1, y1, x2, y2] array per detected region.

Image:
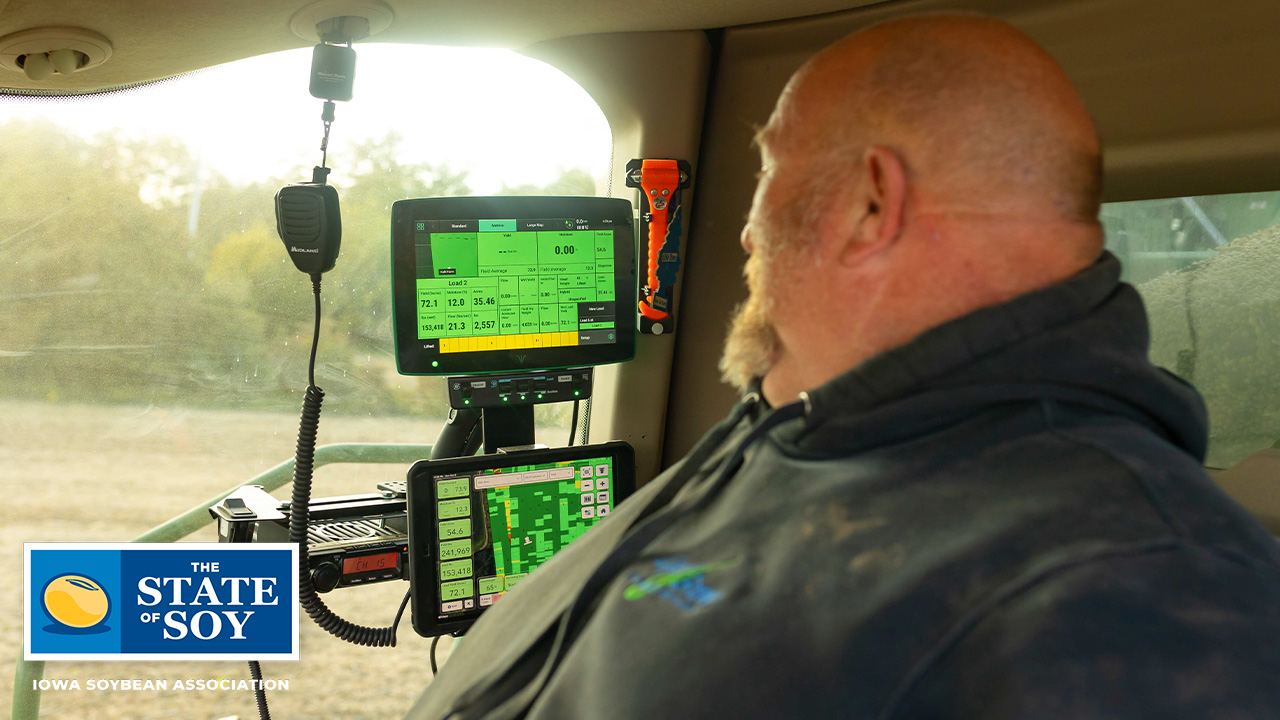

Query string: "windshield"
[[0, 44, 611, 717]]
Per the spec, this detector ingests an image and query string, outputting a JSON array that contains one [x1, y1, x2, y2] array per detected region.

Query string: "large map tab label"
[[24, 543, 298, 661]]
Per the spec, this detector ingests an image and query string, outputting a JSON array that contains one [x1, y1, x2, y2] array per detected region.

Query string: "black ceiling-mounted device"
[[309, 42, 356, 102], [308, 15, 365, 102]]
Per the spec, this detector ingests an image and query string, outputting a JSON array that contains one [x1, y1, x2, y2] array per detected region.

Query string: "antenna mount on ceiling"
[[289, 0, 395, 44]]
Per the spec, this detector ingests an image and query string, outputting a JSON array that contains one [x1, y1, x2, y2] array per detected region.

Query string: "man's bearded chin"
[[720, 255, 782, 392]]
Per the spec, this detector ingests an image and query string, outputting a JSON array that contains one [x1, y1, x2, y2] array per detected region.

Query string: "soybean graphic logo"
[[25, 543, 298, 661], [41, 574, 111, 632]]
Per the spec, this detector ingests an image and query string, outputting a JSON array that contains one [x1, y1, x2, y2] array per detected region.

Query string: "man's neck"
[[759, 235, 1104, 407], [761, 353, 824, 406]]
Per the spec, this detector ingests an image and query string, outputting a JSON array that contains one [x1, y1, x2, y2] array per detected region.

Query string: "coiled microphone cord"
[[288, 274, 407, 646], [248, 276, 413, 720]]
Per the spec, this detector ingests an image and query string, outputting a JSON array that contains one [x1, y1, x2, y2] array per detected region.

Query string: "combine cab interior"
[[4, 0, 1280, 716]]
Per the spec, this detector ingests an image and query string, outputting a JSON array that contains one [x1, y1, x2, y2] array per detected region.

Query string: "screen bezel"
[[406, 441, 636, 638], [391, 196, 637, 375]]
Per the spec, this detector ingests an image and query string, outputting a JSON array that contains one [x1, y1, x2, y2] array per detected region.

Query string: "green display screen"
[[431, 455, 615, 615], [413, 219, 618, 356]]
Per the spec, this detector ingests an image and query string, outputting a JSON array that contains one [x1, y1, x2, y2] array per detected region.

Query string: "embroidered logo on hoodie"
[[624, 556, 740, 613]]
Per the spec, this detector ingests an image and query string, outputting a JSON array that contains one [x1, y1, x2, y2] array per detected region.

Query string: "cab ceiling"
[[0, 0, 889, 92]]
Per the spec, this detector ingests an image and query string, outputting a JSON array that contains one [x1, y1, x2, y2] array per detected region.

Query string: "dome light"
[[0, 28, 113, 82], [22, 52, 53, 81], [48, 48, 81, 75]]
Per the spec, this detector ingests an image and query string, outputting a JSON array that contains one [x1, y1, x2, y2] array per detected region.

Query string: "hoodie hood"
[[784, 252, 1208, 460]]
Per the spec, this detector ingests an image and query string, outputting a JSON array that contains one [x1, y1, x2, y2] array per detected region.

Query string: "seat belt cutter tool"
[[627, 158, 691, 336]]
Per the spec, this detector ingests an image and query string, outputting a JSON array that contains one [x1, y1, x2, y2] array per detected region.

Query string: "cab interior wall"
[[519, 31, 710, 485], [663, 0, 1280, 466]]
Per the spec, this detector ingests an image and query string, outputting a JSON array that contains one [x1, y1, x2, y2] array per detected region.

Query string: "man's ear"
[[840, 145, 907, 266]]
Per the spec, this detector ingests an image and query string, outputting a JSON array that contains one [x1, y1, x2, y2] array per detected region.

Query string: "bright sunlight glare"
[[0, 44, 612, 193]]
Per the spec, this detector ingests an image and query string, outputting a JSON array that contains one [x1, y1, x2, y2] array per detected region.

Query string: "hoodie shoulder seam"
[[1046, 424, 1193, 538], [1046, 425, 1280, 579], [875, 539, 1280, 720]]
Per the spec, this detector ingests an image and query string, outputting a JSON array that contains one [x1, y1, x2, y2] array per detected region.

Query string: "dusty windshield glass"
[[1103, 191, 1280, 469], [0, 44, 610, 717]]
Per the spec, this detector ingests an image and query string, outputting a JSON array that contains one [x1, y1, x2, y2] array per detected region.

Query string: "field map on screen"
[[432, 455, 615, 612]]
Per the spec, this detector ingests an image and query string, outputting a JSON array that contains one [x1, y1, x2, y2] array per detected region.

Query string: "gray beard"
[[719, 254, 781, 391]]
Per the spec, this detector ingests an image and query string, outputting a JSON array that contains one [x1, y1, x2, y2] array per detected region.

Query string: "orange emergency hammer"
[[638, 159, 681, 320]]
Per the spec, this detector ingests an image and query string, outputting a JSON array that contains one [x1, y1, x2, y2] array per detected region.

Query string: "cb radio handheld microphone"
[[275, 86, 346, 276], [275, 178, 342, 275]]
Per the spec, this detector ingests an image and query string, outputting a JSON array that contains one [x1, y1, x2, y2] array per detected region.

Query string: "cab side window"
[[1104, 191, 1280, 468]]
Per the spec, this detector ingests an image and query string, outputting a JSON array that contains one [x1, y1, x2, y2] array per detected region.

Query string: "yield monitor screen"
[[406, 442, 635, 637], [392, 196, 636, 375]]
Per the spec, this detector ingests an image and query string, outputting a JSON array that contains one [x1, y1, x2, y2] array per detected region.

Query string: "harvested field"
[[0, 399, 480, 719]]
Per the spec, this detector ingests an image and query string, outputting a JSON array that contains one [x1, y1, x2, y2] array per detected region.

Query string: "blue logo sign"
[[25, 543, 298, 661]]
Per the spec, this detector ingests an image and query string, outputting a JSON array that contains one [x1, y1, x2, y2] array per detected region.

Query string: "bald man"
[[409, 15, 1280, 720]]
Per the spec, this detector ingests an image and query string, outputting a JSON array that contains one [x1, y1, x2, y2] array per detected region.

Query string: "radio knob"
[[311, 561, 341, 593]]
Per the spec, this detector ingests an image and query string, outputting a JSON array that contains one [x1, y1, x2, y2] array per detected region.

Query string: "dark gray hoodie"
[[409, 253, 1280, 719]]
